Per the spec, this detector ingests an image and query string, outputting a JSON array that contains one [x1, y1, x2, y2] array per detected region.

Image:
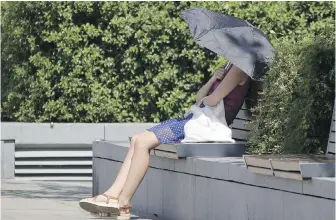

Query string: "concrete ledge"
[[1, 123, 105, 144], [1, 140, 15, 179], [1, 122, 157, 145], [93, 141, 335, 220], [1, 122, 156, 180]]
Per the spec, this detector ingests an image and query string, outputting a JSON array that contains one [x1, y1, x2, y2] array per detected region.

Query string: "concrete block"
[[132, 171, 148, 214], [283, 191, 335, 220], [93, 141, 128, 162], [161, 157, 175, 171], [104, 123, 157, 142], [302, 177, 335, 199], [147, 168, 163, 217], [92, 158, 121, 196], [162, 171, 195, 220], [194, 157, 232, 179], [1, 122, 105, 144], [261, 175, 303, 194], [194, 158, 216, 178], [174, 157, 195, 175], [209, 179, 230, 220], [209, 179, 249, 220], [225, 182, 249, 220], [1, 140, 15, 179], [194, 177, 211, 220], [149, 155, 163, 169], [246, 185, 284, 220]]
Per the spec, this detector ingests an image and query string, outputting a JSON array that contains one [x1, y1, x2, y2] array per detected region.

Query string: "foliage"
[[2, 1, 334, 123], [247, 28, 335, 154]]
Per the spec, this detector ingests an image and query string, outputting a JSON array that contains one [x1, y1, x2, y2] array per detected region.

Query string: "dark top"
[[208, 63, 250, 125]]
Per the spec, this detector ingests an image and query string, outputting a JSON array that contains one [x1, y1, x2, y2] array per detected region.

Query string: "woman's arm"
[[195, 78, 216, 104], [195, 68, 226, 104], [203, 65, 248, 107]]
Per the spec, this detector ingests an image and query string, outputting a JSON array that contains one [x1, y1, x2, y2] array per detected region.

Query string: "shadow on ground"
[[1, 180, 92, 201]]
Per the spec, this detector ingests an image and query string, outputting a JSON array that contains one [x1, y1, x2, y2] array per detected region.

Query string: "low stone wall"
[[93, 141, 335, 220], [1, 122, 156, 180]]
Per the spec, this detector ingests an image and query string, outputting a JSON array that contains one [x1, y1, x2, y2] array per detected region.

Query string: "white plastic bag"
[[182, 99, 235, 143]]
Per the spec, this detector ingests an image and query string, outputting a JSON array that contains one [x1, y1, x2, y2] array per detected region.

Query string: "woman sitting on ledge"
[[79, 62, 250, 218]]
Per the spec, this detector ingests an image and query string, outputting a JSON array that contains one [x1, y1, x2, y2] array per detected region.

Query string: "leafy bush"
[[247, 28, 335, 154], [2, 1, 334, 123]]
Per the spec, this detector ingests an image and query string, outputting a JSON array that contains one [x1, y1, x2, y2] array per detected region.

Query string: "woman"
[[79, 62, 250, 218]]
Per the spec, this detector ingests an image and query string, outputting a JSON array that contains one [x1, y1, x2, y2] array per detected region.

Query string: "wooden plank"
[[232, 129, 248, 141], [326, 105, 335, 155], [244, 155, 272, 169], [331, 121, 335, 132], [329, 131, 335, 142], [247, 165, 307, 180], [231, 119, 249, 131], [155, 144, 177, 153], [273, 170, 303, 180], [241, 102, 248, 110], [152, 149, 179, 159], [327, 142, 335, 154], [244, 154, 335, 171], [235, 110, 251, 121], [270, 160, 300, 171], [247, 166, 273, 176]]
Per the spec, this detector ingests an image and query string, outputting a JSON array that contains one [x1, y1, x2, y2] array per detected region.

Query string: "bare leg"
[[118, 131, 160, 212], [93, 133, 144, 203]]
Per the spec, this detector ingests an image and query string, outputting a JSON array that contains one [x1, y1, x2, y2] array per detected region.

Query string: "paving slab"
[[1, 179, 165, 220]]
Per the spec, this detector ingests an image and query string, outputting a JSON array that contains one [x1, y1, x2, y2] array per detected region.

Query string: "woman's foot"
[[92, 193, 118, 204], [118, 197, 132, 219]]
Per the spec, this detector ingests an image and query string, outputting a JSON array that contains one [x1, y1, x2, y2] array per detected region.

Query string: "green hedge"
[[247, 29, 335, 154], [1, 2, 335, 153], [2, 1, 334, 123]]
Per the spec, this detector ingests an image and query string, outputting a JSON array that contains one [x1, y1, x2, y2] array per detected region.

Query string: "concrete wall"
[[1, 122, 157, 179], [93, 141, 335, 220], [1, 122, 157, 144]]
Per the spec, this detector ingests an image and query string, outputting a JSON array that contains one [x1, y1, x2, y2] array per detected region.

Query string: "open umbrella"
[[182, 8, 275, 78]]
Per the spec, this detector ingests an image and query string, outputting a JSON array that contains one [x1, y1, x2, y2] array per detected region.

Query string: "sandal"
[[79, 194, 119, 216], [118, 204, 132, 220], [79, 194, 132, 219]]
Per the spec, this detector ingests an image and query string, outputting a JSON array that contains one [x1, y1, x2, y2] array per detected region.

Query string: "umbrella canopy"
[[182, 8, 275, 78]]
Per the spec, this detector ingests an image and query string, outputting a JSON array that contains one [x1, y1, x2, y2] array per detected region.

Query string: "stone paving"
[[1, 179, 164, 220]]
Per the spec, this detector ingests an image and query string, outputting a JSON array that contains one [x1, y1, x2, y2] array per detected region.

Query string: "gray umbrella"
[[182, 8, 275, 78]]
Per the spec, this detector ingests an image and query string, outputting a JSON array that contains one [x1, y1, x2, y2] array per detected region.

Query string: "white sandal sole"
[[79, 199, 119, 215]]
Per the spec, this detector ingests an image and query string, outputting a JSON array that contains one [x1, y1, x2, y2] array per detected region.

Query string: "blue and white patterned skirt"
[[147, 114, 193, 144]]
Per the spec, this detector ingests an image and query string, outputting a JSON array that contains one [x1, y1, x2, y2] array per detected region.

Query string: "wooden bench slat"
[[235, 110, 251, 120], [274, 170, 303, 180], [155, 144, 177, 153], [232, 129, 248, 141], [152, 150, 179, 159], [231, 119, 249, 131], [327, 142, 335, 154], [330, 131, 335, 142], [247, 166, 303, 180]]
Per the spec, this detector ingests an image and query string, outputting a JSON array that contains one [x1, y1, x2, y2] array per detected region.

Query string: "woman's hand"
[[196, 67, 227, 104], [210, 68, 226, 82], [205, 65, 248, 106]]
